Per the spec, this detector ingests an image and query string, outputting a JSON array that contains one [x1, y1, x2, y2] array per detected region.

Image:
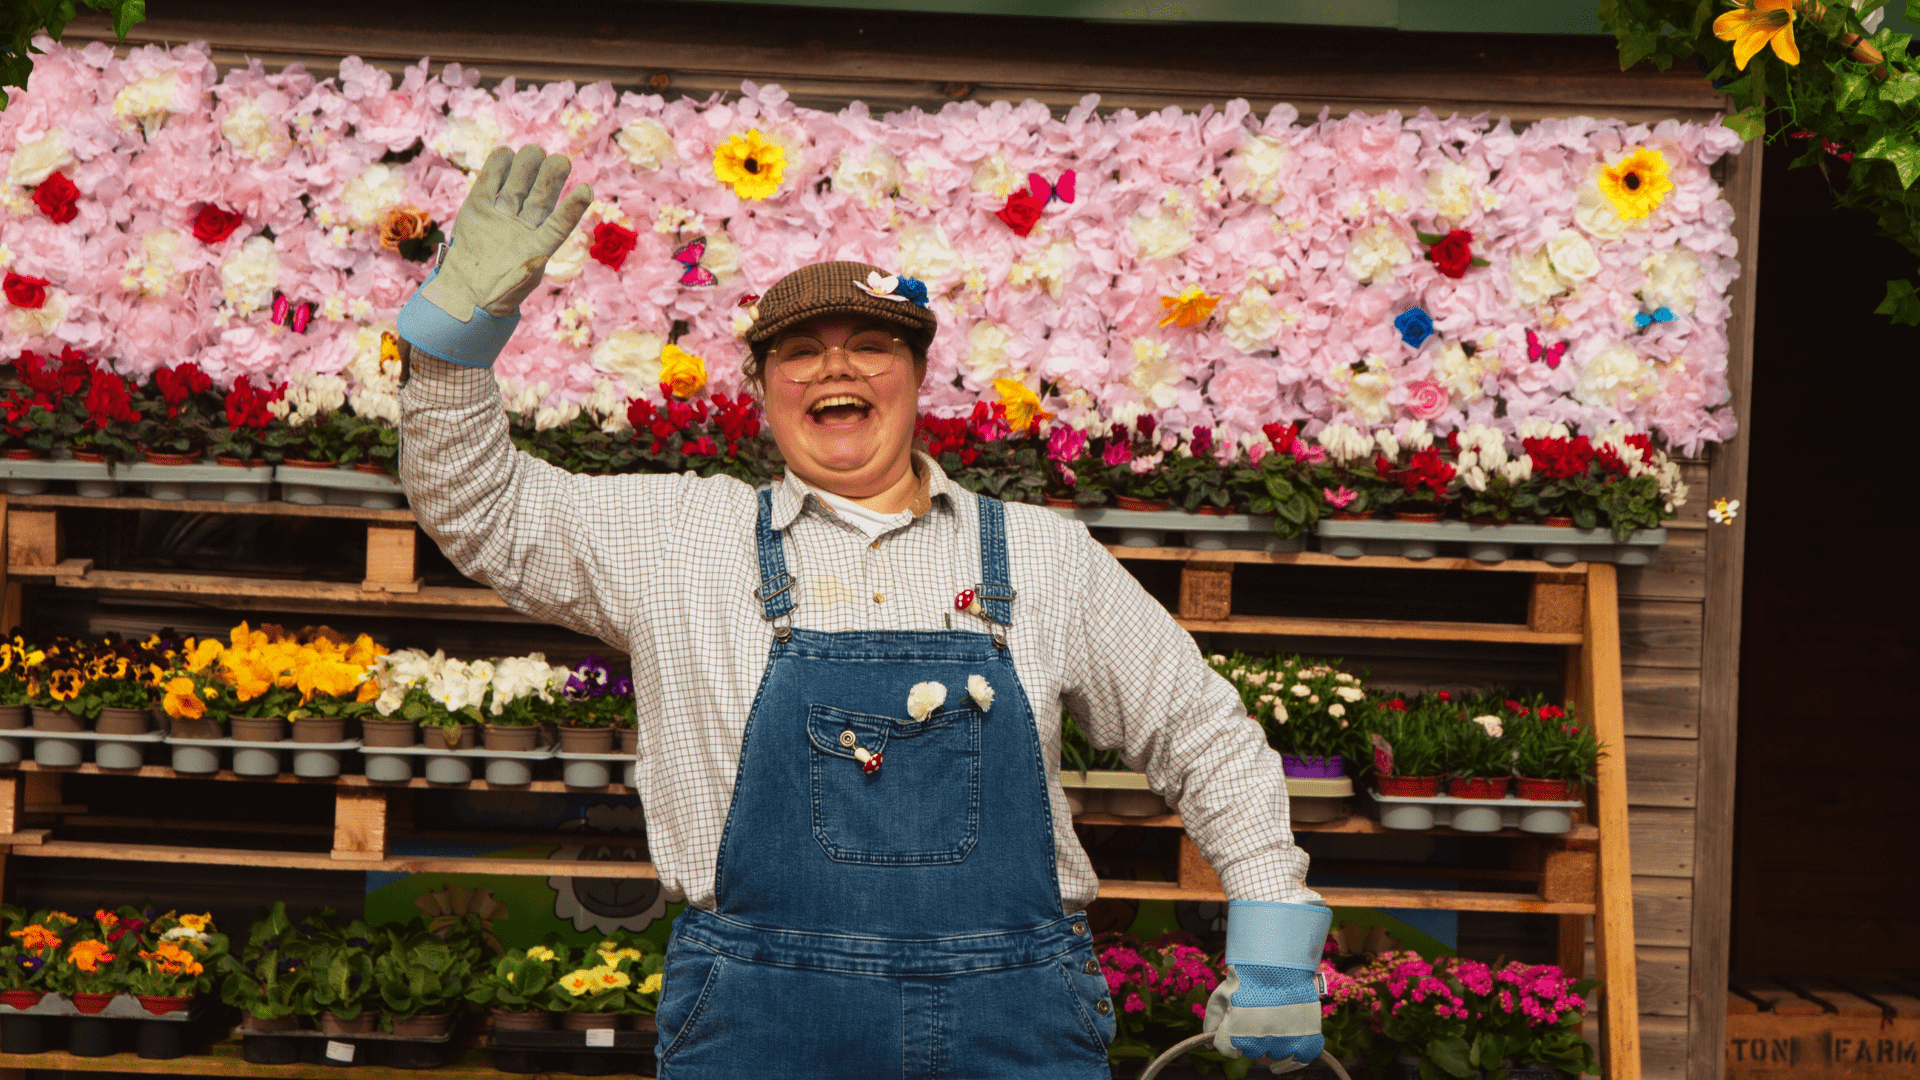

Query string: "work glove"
[[1205, 900, 1333, 1074], [396, 144, 593, 368]]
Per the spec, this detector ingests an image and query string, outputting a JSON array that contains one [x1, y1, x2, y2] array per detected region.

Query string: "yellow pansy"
[[992, 379, 1054, 433], [296, 659, 365, 702], [713, 129, 786, 201], [185, 638, 224, 673], [163, 677, 206, 720]]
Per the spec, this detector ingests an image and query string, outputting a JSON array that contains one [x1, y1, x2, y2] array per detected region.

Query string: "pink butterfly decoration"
[[673, 237, 717, 287], [1526, 329, 1567, 370], [271, 292, 313, 333], [1027, 170, 1077, 204]]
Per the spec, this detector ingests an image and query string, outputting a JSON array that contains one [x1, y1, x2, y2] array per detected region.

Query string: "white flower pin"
[[967, 674, 994, 712], [906, 681, 947, 723], [856, 270, 908, 302]]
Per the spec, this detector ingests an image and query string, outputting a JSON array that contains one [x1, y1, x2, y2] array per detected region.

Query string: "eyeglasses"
[[768, 330, 906, 383]]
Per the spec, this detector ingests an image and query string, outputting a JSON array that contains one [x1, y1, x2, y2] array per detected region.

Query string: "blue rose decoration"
[[1394, 307, 1434, 348], [894, 276, 930, 307]]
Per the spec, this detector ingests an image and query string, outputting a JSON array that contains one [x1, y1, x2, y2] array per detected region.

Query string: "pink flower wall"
[[0, 39, 1744, 455]]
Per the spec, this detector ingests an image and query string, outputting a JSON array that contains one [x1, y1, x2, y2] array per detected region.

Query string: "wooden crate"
[[1728, 978, 1920, 1080]]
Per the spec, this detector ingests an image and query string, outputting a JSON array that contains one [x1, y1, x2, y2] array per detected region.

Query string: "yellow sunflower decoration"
[[1713, 0, 1800, 70], [1597, 148, 1673, 221], [713, 129, 786, 201]]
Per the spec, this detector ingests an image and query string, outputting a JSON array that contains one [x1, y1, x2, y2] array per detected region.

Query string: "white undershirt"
[[812, 488, 908, 541]]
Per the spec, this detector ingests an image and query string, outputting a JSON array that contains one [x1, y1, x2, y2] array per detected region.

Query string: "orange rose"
[[378, 206, 432, 252]]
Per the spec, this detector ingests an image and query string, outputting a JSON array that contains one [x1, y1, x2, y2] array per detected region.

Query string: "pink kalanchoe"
[[1124, 993, 1146, 1014]]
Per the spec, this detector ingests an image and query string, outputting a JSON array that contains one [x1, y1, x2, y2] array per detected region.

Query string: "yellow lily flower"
[[1714, 0, 1800, 69], [992, 379, 1054, 433]]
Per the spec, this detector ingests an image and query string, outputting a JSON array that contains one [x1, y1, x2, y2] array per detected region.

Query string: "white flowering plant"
[[1450, 425, 1538, 523], [1307, 422, 1391, 517], [262, 372, 351, 463], [484, 653, 565, 727], [365, 649, 494, 740], [1208, 652, 1371, 765]]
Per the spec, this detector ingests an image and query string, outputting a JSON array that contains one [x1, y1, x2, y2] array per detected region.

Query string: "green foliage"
[[1364, 696, 1450, 778], [1600, 0, 1920, 325], [1, 0, 146, 111], [219, 902, 309, 1020], [368, 916, 486, 1024], [467, 937, 571, 1011], [1058, 710, 1123, 773]]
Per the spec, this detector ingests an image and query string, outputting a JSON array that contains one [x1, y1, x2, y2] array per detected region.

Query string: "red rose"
[[589, 222, 639, 270], [1427, 230, 1474, 279], [3, 272, 50, 310], [192, 204, 245, 245], [31, 173, 79, 224], [995, 189, 1045, 237]]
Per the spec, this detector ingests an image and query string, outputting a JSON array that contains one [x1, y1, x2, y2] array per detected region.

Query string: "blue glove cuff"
[[1225, 901, 1331, 971], [396, 267, 521, 369]]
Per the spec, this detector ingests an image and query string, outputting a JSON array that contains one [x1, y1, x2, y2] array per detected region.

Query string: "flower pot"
[[293, 717, 347, 743], [135, 994, 191, 1017], [2, 448, 43, 461], [390, 1012, 454, 1038], [483, 724, 541, 752], [140, 449, 202, 466], [1542, 515, 1575, 528], [489, 1007, 555, 1031], [68, 1016, 116, 1056], [558, 1011, 620, 1031], [1391, 509, 1443, 523], [352, 462, 390, 476], [0, 988, 46, 1009], [242, 1013, 300, 1032], [137, 1018, 189, 1060], [1281, 754, 1345, 779], [230, 716, 288, 741], [30, 705, 86, 732], [619, 725, 638, 755], [627, 1014, 658, 1034], [71, 992, 117, 1015], [1516, 777, 1578, 801], [242, 1031, 304, 1065], [318, 1010, 379, 1034], [1114, 496, 1171, 512], [427, 723, 477, 751], [71, 450, 109, 464], [282, 458, 336, 470], [557, 725, 615, 754], [96, 706, 150, 735], [1377, 775, 1441, 797], [1, 1013, 50, 1054], [360, 717, 417, 748], [216, 456, 269, 469], [1193, 504, 1235, 516], [1042, 495, 1078, 508], [1328, 509, 1371, 521], [0, 703, 26, 729], [1448, 776, 1510, 800]]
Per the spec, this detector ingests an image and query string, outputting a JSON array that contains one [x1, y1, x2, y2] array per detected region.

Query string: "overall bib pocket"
[[807, 703, 981, 864]]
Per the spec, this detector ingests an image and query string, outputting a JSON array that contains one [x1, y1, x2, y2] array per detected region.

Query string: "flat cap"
[[745, 261, 937, 356]]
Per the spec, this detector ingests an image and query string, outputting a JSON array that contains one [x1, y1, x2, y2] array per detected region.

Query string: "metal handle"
[[1138, 1034, 1355, 1080]]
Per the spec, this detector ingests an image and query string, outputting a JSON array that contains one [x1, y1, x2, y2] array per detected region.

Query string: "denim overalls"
[[653, 489, 1116, 1080]]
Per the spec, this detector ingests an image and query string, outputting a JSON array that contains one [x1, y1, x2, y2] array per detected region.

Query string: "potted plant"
[[469, 940, 569, 1030], [1444, 709, 1515, 799], [1, 348, 87, 459], [1468, 960, 1600, 1079], [1451, 427, 1537, 524], [1093, 932, 1233, 1076], [209, 376, 284, 466], [1308, 422, 1387, 519], [1234, 655, 1369, 779], [549, 955, 636, 1032], [1362, 696, 1447, 796], [1171, 426, 1237, 513], [1518, 429, 1594, 528], [0, 636, 39, 734], [124, 910, 224, 1016], [293, 912, 379, 1034], [0, 907, 72, 1010], [1232, 423, 1321, 540], [49, 916, 126, 1015], [69, 361, 142, 464], [482, 654, 563, 752], [1507, 699, 1601, 801], [263, 373, 351, 467], [1372, 423, 1456, 521], [132, 363, 219, 464], [555, 657, 626, 753], [369, 917, 485, 1037], [219, 903, 310, 1037], [1101, 412, 1175, 511], [1040, 422, 1105, 508], [1351, 951, 1474, 1080], [1318, 962, 1382, 1069]]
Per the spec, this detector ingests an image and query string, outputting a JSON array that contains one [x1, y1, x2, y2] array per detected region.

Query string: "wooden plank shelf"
[[8, 762, 629, 793], [6, 493, 414, 522], [1105, 545, 1586, 574], [1, 1043, 505, 1079], [1174, 613, 1584, 645], [0, 839, 655, 879]]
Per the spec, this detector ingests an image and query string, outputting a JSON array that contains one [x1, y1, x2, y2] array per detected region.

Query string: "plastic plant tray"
[[6, 729, 167, 742], [362, 745, 556, 759], [0, 457, 119, 497], [163, 737, 358, 750], [1048, 505, 1305, 552], [553, 749, 634, 789], [1315, 518, 1666, 566], [488, 1029, 657, 1049], [0, 993, 192, 1020], [274, 465, 406, 509], [1368, 788, 1586, 834], [117, 461, 275, 503]]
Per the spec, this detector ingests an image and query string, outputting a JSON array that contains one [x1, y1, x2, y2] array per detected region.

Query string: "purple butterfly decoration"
[[1027, 170, 1076, 204], [673, 237, 717, 287], [1526, 329, 1567, 370], [271, 292, 313, 334]]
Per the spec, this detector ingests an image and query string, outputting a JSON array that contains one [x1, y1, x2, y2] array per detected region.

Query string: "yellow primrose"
[[559, 970, 596, 996], [177, 913, 213, 932], [591, 967, 631, 991], [639, 972, 663, 996], [526, 946, 556, 962]]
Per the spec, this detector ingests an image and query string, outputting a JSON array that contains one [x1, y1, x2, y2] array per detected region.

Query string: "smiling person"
[[396, 145, 1330, 1080]]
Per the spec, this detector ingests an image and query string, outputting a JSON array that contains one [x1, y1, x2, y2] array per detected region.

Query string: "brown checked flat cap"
[[745, 261, 938, 359]]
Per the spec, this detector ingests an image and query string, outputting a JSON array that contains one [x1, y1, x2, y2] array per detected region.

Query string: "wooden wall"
[[52, 6, 1756, 1078]]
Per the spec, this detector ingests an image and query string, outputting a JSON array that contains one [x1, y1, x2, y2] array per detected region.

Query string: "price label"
[[325, 1040, 356, 1063], [584, 1028, 616, 1047]]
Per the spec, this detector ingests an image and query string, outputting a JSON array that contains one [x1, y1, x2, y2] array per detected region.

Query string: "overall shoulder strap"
[[973, 493, 1015, 643], [753, 487, 795, 640]]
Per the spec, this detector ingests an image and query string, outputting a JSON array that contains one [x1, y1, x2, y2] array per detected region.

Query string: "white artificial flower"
[[1344, 223, 1412, 284], [832, 143, 901, 207], [855, 270, 907, 301], [433, 112, 503, 172], [1230, 133, 1288, 204], [897, 223, 958, 282], [1006, 240, 1075, 298], [1471, 715, 1504, 738], [5, 129, 74, 187], [1222, 284, 1280, 354], [906, 681, 948, 723], [544, 227, 592, 283], [701, 229, 742, 283], [967, 674, 994, 712], [1508, 246, 1568, 306], [1424, 163, 1474, 220], [615, 117, 676, 170], [222, 97, 291, 161], [1574, 175, 1632, 240], [970, 153, 1016, 198], [340, 163, 408, 227], [1130, 212, 1194, 261], [1341, 366, 1393, 424], [1639, 247, 1703, 315], [591, 328, 665, 395], [1127, 336, 1182, 409], [962, 321, 1015, 383], [1546, 228, 1600, 284], [220, 235, 280, 315], [113, 71, 181, 137], [1575, 342, 1649, 407]]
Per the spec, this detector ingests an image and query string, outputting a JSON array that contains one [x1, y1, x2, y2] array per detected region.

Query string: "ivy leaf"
[[1880, 73, 1920, 105], [1875, 278, 1920, 324], [1619, 28, 1665, 69], [1836, 69, 1873, 108], [1860, 133, 1920, 187], [1910, 0, 1920, 20], [1722, 107, 1766, 141]]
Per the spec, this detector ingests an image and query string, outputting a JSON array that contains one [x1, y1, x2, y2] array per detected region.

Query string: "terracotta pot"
[[2, 448, 44, 461], [292, 717, 347, 743], [215, 456, 267, 469], [0, 703, 27, 730], [1193, 504, 1235, 516], [558, 725, 615, 754], [318, 1010, 379, 1034], [1447, 776, 1510, 800], [169, 715, 225, 740], [626, 1015, 658, 1033], [229, 716, 288, 742], [427, 723, 477, 751], [30, 706, 86, 733], [390, 1012, 454, 1038], [0, 988, 45, 1009], [1377, 775, 1441, 798], [1042, 495, 1078, 509], [360, 718, 417, 748], [71, 992, 117, 1015], [1114, 495, 1171, 512], [558, 1011, 619, 1032], [136, 994, 192, 1017], [95, 706, 150, 736], [352, 462, 390, 476], [1327, 509, 1371, 521], [619, 726, 638, 756], [1392, 509, 1444, 523], [489, 1007, 555, 1032], [70, 450, 109, 463], [483, 724, 540, 752], [282, 458, 336, 470], [1516, 777, 1578, 802], [140, 449, 202, 466], [242, 1013, 300, 1032], [1542, 515, 1575, 528], [149, 706, 171, 736]]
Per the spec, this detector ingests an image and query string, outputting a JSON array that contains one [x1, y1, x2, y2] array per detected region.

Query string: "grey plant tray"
[[8, 729, 167, 742], [275, 466, 406, 509], [553, 749, 635, 790], [118, 461, 275, 503], [1314, 519, 1666, 565], [0, 457, 119, 497], [163, 736, 358, 751], [1047, 506, 1305, 553], [1369, 788, 1586, 834], [0, 992, 191, 1019], [365, 745, 554, 759]]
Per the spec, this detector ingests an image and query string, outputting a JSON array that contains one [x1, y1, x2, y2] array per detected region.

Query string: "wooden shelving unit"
[[0, 493, 1641, 1080]]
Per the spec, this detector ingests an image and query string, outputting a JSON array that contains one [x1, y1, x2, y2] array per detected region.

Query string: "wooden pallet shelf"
[[1, 1043, 502, 1079], [1174, 613, 1584, 644]]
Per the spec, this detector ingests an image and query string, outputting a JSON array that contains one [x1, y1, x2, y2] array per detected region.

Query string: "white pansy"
[[965, 321, 1015, 382], [1344, 223, 1412, 285], [113, 71, 180, 137], [970, 153, 1015, 198], [1129, 213, 1194, 261], [433, 112, 503, 172], [220, 236, 280, 315], [1546, 228, 1600, 283], [1639, 247, 1702, 314], [1222, 284, 1280, 353], [544, 227, 593, 282], [1230, 133, 1288, 204], [967, 674, 994, 712], [340, 163, 408, 227], [1127, 337, 1182, 409], [1575, 342, 1649, 407], [222, 97, 290, 161], [1574, 175, 1632, 240], [906, 681, 947, 723], [8, 289, 67, 336], [615, 117, 676, 170], [1508, 246, 1567, 306], [897, 223, 958, 282], [1425, 163, 1474, 220], [5, 129, 73, 187], [591, 328, 665, 395], [832, 143, 901, 206], [1007, 240, 1075, 298], [1471, 715, 1504, 738]]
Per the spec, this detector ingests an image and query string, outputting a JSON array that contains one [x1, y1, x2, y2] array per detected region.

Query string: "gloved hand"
[[396, 144, 593, 368], [1205, 900, 1332, 1074]]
